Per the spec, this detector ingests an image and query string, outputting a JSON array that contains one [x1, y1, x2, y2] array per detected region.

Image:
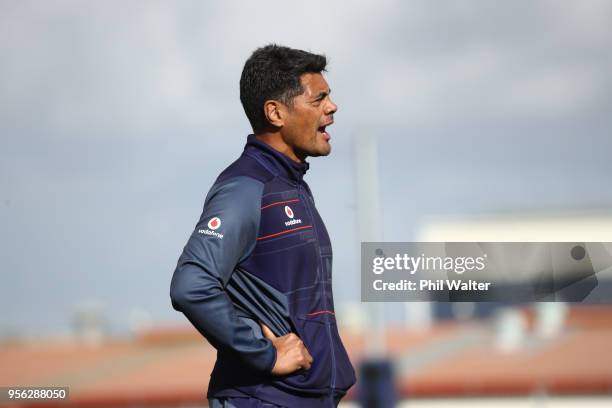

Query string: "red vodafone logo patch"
[[284, 206, 294, 219], [207, 217, 221, 230]]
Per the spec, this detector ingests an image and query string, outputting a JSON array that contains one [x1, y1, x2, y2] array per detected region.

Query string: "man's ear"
[[263, 100, 285, 128]]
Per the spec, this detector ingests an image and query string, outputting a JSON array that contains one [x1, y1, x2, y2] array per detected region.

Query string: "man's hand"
[[260, 323, 313, 375]]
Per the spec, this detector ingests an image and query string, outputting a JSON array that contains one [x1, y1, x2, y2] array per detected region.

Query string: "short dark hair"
[[240, 44, 327, 133]]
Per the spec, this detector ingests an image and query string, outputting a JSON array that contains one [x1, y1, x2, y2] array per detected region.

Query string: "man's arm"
[[169, 176, 276, 372]]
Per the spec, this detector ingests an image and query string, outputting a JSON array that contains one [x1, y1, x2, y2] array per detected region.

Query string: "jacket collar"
[[244, 134, 309, 182]]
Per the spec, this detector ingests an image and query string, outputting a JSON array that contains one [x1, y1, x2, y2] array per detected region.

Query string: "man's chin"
[[311, 144, 331, 157]]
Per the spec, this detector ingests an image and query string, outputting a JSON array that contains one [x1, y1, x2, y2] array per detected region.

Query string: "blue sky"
[[1, 0, 611, 337]]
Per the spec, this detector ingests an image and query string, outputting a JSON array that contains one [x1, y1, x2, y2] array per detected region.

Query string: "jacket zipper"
[[297, 183, 337, 393]]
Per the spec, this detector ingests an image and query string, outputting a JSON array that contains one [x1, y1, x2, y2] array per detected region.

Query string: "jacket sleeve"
[[169, 176, 276, 372]]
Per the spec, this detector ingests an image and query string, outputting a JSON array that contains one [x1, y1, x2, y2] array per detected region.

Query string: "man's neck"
[[254, 132, 304, 163]]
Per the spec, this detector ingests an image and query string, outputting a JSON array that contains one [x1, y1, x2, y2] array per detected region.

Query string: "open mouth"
[[317, 125, 331, 141]]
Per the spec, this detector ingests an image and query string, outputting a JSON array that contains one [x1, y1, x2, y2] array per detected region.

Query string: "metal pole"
[[354, 133, 395, 408]]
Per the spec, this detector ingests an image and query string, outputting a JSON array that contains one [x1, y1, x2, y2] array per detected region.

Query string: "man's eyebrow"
[[311, 89, 331, 100]]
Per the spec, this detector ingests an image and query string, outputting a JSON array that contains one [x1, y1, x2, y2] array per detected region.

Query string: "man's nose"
[[325, 99, 338, 115]]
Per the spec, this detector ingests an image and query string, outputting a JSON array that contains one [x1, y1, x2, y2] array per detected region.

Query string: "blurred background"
[[1, 0, 612, 407]]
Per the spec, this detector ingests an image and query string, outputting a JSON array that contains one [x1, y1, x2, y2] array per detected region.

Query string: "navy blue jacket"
[[170, 135, 356, 407]]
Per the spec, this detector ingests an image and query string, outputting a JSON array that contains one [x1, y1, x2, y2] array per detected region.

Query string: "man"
[[170, 44, 356, 408]]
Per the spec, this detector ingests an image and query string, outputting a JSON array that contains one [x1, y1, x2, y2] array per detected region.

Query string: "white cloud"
[[1, 0, 612, 335], [2, 0, 610, 136]]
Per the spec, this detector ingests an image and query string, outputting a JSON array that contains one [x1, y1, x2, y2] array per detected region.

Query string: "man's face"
[[281, 73, 337, 160]]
